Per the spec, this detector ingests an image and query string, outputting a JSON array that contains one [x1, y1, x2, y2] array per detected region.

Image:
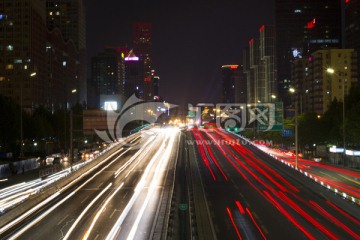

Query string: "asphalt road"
[[261, 146, 360, 199], [189, 128, 360, 240], [2, 127, 179, 240]]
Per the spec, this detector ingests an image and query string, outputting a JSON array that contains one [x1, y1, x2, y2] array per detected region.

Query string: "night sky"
[[86, 0, 274, 107]]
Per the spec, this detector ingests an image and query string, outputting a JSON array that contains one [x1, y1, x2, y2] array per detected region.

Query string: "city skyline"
[[86, 0, 275, 106]]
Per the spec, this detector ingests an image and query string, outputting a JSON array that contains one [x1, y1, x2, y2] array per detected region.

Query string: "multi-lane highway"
[[1, 126, 360, 240], [258, 145, 360, 200], [0, 127, 179, 240], [187, 128, 360, 239]]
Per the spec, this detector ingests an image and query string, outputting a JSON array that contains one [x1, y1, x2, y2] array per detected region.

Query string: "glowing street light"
[[326, 68, 335, 74], [289, 88, 299, 169], [326, 67, 346, 165], [20, 72, 37, 158]]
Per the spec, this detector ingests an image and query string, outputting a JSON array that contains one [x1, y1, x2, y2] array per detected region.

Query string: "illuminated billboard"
[[104, 101, 118, 111]]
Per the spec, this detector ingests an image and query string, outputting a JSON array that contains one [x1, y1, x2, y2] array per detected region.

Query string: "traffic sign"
[[179, 203, 188, 211], [257, 102, 284, 131]]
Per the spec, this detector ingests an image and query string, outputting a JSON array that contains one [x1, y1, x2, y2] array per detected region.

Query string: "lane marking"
[[63, 183, 112, 240], [123, 191, 129, 199], [57, 214, 69, 226], [81, 196, 89, 204]]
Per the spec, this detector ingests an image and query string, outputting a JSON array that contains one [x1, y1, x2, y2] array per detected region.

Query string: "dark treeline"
[[0, 95, 83, 158], [242, 86, 360, 152]]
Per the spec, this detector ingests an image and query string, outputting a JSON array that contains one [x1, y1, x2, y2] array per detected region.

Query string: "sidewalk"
[[0, 166, 48, 189], [0, 161, 76, 189]]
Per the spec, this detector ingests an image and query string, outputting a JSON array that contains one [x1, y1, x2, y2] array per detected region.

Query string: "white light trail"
[[63, 183, 112, 240], [107, 127, 178, 240], [3, 147, 128, 236], [82, 182, 125, 240], [127, 129, 176, 240]]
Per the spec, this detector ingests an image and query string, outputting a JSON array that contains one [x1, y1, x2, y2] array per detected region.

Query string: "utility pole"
[[70, 109, 73, 171], [295, 101, 298, 169]]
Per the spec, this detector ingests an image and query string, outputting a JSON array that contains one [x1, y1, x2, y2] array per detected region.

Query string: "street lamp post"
[[326, 68, 346, 165], [69, 89, 77, 171], [289, 87, 299, 169], [19, 72, 37, 158]]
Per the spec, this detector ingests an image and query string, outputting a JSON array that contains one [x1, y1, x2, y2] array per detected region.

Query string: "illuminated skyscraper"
[[345, 0, 360, 79], [124, 49, 145, 98], [275, 0, 342, 106], [133, 22, 153, 100], [221, 65, 240, 103], [292, 49, 357, 115], [243, 25, 276, 104], [91, 48, 122, 96], [46, 0, 87, 104], [0, 0, 47, 110]]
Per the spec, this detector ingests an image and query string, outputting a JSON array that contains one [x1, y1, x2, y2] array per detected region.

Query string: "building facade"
[[133, 22, 153, 100], [0, 0, 47, 110], [0, 0, 86, 111], [46, 29, 79, 110], [345, 0, 360, 80], [221, 65, 239, 103], [243, 25, 277, 104], [275, 0, 342, 106], [259, 25, 277, 103], [292, 49, 358, 115], [46, 0, 87, 104], [91, 48, 122, 97], [124, 50, 145, 99]]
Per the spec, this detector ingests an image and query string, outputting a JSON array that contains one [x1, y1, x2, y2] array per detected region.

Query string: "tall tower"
[[46, 0, 86, 50], [0, 0, 47, 110], [133, 22, 152, 100], [124, 49, 145, 99], [243, 25, 276, 105], [46, 0, 87, 105], [91, 48, 122, 96], [259, 25, 277, 103], [221, 65, 240, 103], [345, 0, 360, 80], [296, 49, 358, 115], [275, 0, 342, 106]]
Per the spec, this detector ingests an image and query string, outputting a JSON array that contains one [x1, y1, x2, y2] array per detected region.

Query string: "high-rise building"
[[243, 47, 252, 104], [124, 49, 145, 98], [345, 0, 360, 80], [91, 48, 122, 96], [292, 49, 357, 115], [235, 65, 247, 103], [244, 25, 277, 104], [0, 0, 47, 110], [291, 58, 308, 113], [46, 0, 87, 104], [221, 65, 239, 103], [248, 38, 261, 104], [153, 75, 160, 98], [150, 70, 160, 100], [47, 29, 79, 110], [259, 25, 277, 103], [133, 22, 152, 100], [275, 0, 342, 106]]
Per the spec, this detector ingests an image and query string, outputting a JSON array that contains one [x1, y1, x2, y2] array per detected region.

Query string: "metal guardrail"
[[230, 132, 360, 206]]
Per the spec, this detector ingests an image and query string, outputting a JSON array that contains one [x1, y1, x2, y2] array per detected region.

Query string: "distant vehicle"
[[313, 156, 322, 162], [52, 157, 61, 165]]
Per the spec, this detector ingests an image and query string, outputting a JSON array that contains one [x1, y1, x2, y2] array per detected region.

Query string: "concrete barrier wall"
[[0, 164, 10, 178], [0, 158, 38, 179]]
